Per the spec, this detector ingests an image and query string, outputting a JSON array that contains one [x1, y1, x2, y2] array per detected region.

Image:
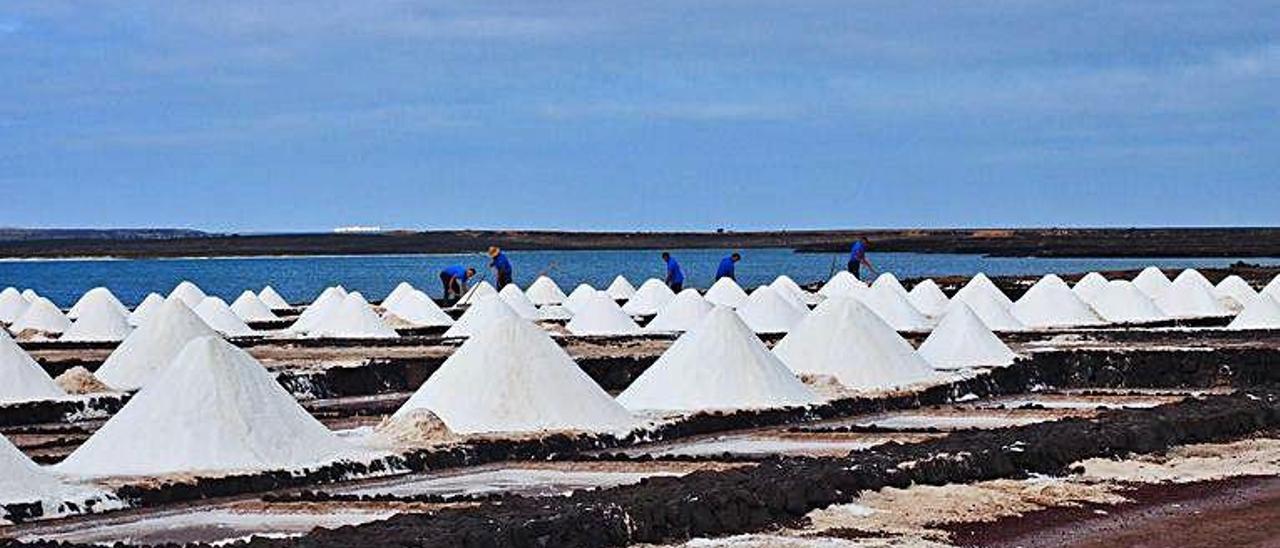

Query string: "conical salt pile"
[[704, 277, 749, 308], [605, 275, 637, 300], [771, 275, 819, 306], [289, 286, 348, 334], [1214, 275, 1257, 311], [950, 289, 1024, 331], [525, 276, 568, 306], [194, 297, 255, 337], [773, 298, 937, 390], [736, 286, 809, 333], [167, 281, 207, 308], [0, 329, 65, 403], [622, 279, 676, 316], [1072, 272, 1110, 304], [1010, 274, 1105, 328], [562, 284, 599, 314], [498, 283, 543, 320], [566, 291, 642, 336], [818, 271, 867, 298], [11, 298, 71, 336], [67, 287, 128, 320], [95, 299, 219, 391], [308, 293, 398, 339], [57, 336, 352, 477], [443, 295, 520, 338], [393, 317, 635, 434], [0, 287, 30, 324], [619, 307, 817, 411], [231, 291, 279, 322], [858, 284, 932, 331], [1133, 267, 1173, 300], [956, 273, 1014, 309], [871, 273, 911, 299], [456, 280, 498, 305], [645, 289, 713, 332], [258, 286, 291, 310], [20, 289, 39, 301], [128, 293, 165, 327], [1265, 275, 1280, 300], [1154, 270, 1232, 318], [383, 290, 454, 328], [917, 302, 1015, 370], [1090, 280, 1168, 324], [1227, 293, 1280, 330], [2, 433, 110, 523], [61, 300, 133, 342], [536, 304, 574, 321], [907, 279, 949, 316], [381, 282, 417, 310]]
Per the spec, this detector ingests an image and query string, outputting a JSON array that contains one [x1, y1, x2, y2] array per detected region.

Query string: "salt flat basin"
[[332, 463, 691, 499], [617, 432, 938, 459], [21, 507, 394, 546], [813, 407, 1096, 432], [975, 393, 1185, 410]]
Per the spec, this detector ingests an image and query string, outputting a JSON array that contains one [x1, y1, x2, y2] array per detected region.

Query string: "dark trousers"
[[440, 273, 460, 297], [668, 282, 683, 293], [848, 260, 861, 280], [496, 271, 513, 289]]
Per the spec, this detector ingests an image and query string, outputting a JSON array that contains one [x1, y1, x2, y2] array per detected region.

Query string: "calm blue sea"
[[2, 249, 1278, 308]]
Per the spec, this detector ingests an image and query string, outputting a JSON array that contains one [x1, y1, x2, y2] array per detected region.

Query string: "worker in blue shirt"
[[715, 253, 741, 281], [487, 246, 514, 289], [848, 237, 876, 280], [439, 265, 476, 301], [661, 252, 684, 292]]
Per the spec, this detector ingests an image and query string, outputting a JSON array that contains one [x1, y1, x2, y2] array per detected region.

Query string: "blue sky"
[[1, 1, 1277, 232]]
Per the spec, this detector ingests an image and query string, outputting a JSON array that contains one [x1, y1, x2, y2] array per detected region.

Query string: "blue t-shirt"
[[490, 252, 512, 275], [716, 256, 736, 279], [666, 258, 685, 285], [849, 241, 867, 263], [442, 265, 468, 282]]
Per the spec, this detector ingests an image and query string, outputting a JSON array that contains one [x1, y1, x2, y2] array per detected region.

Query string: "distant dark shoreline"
[[1, 228, 1279, 259]]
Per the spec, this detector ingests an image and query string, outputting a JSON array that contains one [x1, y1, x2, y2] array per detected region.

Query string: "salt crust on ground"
[[917, 302, 1015, 369], [704, 277, 750, 308], [443, 295, 520, 338], [645, 289, 714, 333], [736, 286, 809, 334], [525, 275, 569, 306], [0, 327, 65, 402], [95, 299, 220, 391], [566, 291, 642, 336], [623, 279, 677, 316], [618, 307, 817, 412]]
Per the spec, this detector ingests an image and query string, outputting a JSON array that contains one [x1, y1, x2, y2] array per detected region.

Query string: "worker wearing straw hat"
[[488, 246, 514, 289], [848, 237, 877, 281]]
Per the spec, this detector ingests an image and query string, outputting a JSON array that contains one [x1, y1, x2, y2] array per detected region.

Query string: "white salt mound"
[[917, 302, 1015, 370], [1010, 274, 1105, 328], [703, 277, 749, 308], [57, 336, 352, 477], [128, 293, 165, 327], [1154, 271, 1232, 318], [525, 276, 569, 306], [1175, 269, 1216, 292], [2, 433, 116, 523], [95, 299, 219, 391], [622, 279, 676, 316], [736, 286, 809, 333], [561, 284, 599, 314], [537, 304, 574, 321], [1227, 293, 1280, 330], [498, 283, 542, 320], [11, 297, 71, 335], [857, 284, 932, 331], [1089, 280, 1168, 324], [771, 275, 820, 306], [61, 301, 133, 342], [1214, 275, 1257, 311], [67, 287, 128, 320], [258, 286, 291, 309], [289, 286, 348, 334], [566, 291, 642, 336], [773, 297, 938, 391], [456, 280, 498, 306], [619, 307, 817, 412], [1265, 275, 1280, 300], [956, 273, 1014, 309], [871, 273, 910, 299], [605, 275, 637, 300], [0, 287, 30, 324], [818, 271, 867, 298], [20, 289, 39, 301], [0, 328, 65, 403], [381, 282, 417, 310], [1072, 272, 1110, 304], [394, 317, 635, 434], [442, 295, 520, 338], [645, 289, 713, 332], [308, 293, 399, 339], [194, 297, 256, 337], [167, 281, 207, 308], [1133, 267, 1173, 300], [907, 279, 950, 317], [231, 291, 279, 322], [950, 289, 1024, 332], [383, 290, 454, 328]]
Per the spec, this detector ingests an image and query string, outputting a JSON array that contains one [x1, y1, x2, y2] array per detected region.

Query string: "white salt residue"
[[736, 286, 808, 334], [857, 283, 932, 331], [0, 287, 30, 323], [917, 302, 1015, 370], [127, 293, 165, 326], [1075, 438, 1280, 484], [230, 291, 279, 322], [0, 328, 65, 403], [565, 291, 642, 336], [1132, 266, 1173, 300], [645, 289, 713, 333], [340, 467, 680, 499], [26, 507, 394, 546], [1227, 293, 1280, 330], [380, 282, 417, 310], [498, 283, 543, 320], [95, 299, 220, 391], [818, 270, 867, 298], [10, 297, 71, 336], [704, 277, 749, 309], [1089, 280, 1167, 324], [907, 279, 949, 317], [623, 279, 677, 316], [307, 293, 398, 339], [1010, 275, 1106, 328], [61, 299, 133, 342], [67, 287, 128, 320], [858, 413, 1047, 430], [654, 435, 887, 458], [195, 297, 256, 337], [443, 295, 520, 338], [677, 534, 886, 547], [1154, 270, 1232, 318], [382, 289, 454, 328], [2, 434, 119, 525], [537, 304, 574, 321], [1214, 274, 1257, 312], [258, 286, 291, 309], [167, 280, 207, 308], [1071, 272, 1110, 304], [58, 336, 356, 477], [773, 297, 938, 391], [606, 275, 637, 300], [526, 275, 569, 306], [395, 317, 635, 434], [619, 307, 816, 412]]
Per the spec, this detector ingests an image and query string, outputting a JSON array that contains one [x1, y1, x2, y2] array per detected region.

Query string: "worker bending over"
[[440, 265, 476, 302], [662, 252, 684, 292], [715, 253, 741, 281]]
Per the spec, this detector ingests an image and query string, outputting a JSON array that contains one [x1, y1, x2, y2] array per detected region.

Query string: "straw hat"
[[487, 246, 500, 257]]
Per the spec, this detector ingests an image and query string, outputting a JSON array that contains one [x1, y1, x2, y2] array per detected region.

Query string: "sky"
[[1, 1, 1277, 232]]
